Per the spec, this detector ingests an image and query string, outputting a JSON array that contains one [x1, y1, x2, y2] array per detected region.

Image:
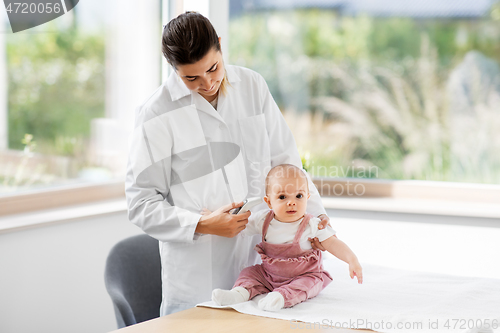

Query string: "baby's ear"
[[307, 192, 311, 199], [263, 196, 272, 209]]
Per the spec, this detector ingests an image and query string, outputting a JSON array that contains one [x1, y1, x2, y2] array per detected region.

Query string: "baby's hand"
[[317, 214, 329, 230], [349, 261, 363, 284]]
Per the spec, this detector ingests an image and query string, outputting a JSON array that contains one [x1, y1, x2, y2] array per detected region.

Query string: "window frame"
[[1, 0, 499, 219], [313, 177, 500, 203], [0, 0, 163, 213], [0, 180, 125, 216]]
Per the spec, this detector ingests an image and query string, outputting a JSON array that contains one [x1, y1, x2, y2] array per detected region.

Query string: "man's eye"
[[279, 195, 285, 200], [296, 194, 303, 199], [187, 77, 197, 82]]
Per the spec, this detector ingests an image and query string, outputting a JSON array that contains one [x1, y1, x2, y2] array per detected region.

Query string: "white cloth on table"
[[197, 258, 500, 333]]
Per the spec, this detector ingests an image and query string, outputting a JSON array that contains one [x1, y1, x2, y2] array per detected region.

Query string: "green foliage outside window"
[[1, 24, 105, 190], [6, 26, 105, 156], [229, 9, 500, 184]]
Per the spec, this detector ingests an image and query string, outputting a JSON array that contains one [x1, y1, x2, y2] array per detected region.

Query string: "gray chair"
[[104, 234, 162, 328]]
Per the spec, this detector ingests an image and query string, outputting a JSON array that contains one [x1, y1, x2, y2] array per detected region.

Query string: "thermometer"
[[232, 197, 262, 214]]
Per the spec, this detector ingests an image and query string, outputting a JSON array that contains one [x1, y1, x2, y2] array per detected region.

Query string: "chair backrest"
[[104, 234, 162, 328]]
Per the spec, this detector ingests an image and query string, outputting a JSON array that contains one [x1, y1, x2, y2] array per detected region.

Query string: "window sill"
[[2, 190, 499, 237], [312, 177, 500, 204], [0, 198, 127, 234], [0, 180, 125, 216], [2, 195, 498, 235], [314, 177, 500, 220], [1, 177, 498, 234], [321, 196, 500, 219]]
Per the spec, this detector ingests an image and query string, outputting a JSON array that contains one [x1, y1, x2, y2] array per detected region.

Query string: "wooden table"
[[109, 307, 372, 333]]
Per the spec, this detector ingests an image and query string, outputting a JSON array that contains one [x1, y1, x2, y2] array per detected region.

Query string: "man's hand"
[[196, 202, 251, 238]]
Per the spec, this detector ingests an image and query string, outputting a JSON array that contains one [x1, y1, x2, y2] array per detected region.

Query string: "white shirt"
[[245, 210, 336, 250], [125, 65, 328, 316]]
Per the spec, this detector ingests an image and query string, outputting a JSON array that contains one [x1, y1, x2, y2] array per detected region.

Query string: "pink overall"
[[234, 211, 333, 308]]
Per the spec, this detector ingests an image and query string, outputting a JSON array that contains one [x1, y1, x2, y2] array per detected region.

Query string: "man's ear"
[[263, 196, 272, 209]]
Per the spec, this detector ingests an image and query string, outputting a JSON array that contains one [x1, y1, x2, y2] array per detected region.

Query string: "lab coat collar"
[[166, 64, 241, 102], [225, 65, 241, 84], [166, 71, 191, 102], [191, 92, 224, 123]]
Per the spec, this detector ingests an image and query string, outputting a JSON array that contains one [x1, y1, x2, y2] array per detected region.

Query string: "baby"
[[212, 164, 363, 311]]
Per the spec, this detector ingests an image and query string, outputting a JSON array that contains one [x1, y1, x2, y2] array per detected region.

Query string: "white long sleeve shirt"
[[125, 65, 327, 316]]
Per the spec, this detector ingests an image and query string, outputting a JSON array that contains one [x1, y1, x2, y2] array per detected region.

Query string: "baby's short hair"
[[265, 164, 309, 195]]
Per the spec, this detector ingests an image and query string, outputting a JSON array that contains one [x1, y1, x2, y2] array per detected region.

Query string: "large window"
[[0, 0, 161, 196], [2, 0, 498, 213], [229, 0, 500, 184], [4, 14, 105, 191]]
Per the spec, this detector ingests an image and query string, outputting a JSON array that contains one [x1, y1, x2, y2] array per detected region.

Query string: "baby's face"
[[264, 174, 310, 223]]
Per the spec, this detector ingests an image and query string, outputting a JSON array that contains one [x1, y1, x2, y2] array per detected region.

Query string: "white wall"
[[0, 205, 499, 333], [0, 11, 7, 150], [0, 211, 143, 333], [327, 209, 500, 279]]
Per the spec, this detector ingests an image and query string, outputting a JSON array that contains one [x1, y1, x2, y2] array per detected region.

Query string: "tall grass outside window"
[[229, 1, 500, 184]]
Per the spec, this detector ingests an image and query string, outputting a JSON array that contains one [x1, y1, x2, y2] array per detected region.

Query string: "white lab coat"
[[125, 65, 327, 316]]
